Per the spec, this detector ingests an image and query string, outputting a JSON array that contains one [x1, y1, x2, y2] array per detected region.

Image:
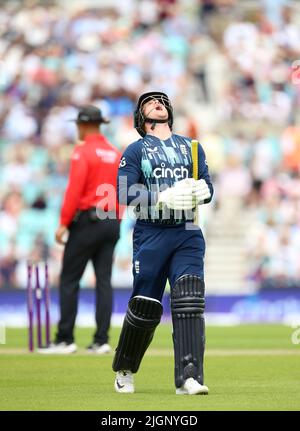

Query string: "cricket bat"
[[191, 139, 199, 226]]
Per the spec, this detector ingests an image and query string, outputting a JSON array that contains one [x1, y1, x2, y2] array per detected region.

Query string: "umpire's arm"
[[56, 149, 88, 244]]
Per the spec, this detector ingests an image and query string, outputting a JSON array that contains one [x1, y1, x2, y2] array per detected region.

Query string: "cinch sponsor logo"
[[153, 163, 189, 179]]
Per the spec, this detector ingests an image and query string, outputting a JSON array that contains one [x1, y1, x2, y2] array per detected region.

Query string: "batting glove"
[[193, 179, 211, 205], [157, 180, 195, 210]]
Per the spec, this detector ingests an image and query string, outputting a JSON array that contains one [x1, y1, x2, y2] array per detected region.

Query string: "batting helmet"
[[134, 91, 173, 137]]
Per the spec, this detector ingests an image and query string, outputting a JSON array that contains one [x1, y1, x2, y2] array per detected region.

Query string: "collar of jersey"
[[144, 134, 173, 144]]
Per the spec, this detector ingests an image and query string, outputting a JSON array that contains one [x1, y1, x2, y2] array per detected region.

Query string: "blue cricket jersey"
[[117, 134, 213, 225]]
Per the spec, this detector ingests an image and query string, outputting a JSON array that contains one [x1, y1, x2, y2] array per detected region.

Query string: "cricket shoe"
[[86, 343, 111, 354], [37, 342, 77, 354], [176, 378, 209, 395], [114, 370, 134, 394]]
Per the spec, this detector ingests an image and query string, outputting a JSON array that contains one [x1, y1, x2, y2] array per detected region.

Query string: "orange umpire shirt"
[[60, 133, 122, 227]]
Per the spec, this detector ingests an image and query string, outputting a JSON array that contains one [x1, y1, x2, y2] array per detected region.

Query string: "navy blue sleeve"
[[198, 144, 214, 204], [117, 141, 158, 206]]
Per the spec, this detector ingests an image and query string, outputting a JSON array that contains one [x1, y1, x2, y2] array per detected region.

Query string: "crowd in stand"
[[0, 0, 300, 289]]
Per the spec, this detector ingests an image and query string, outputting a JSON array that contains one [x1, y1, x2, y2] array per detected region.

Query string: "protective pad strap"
[[112, 296, 163, 373], [171, 275, 206, 387]]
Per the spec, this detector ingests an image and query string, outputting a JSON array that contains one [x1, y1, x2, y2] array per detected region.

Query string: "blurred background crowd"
[[1, 0, 300, 291]]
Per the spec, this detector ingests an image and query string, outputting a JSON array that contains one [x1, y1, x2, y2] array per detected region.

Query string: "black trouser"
[[55, 211, 120, 344]]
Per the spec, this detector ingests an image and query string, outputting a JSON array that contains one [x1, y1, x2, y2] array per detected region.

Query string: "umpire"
[[41, 106, 121, 355]]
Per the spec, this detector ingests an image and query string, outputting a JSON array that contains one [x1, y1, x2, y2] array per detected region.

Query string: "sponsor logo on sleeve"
[[119, 157, 126, 168]]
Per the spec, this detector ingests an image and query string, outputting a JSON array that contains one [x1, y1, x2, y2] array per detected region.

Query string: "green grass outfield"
[[1, 324, 300, 411]]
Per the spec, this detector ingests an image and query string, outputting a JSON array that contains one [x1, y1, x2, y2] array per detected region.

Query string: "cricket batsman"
[[112, 92, 213, 395]]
